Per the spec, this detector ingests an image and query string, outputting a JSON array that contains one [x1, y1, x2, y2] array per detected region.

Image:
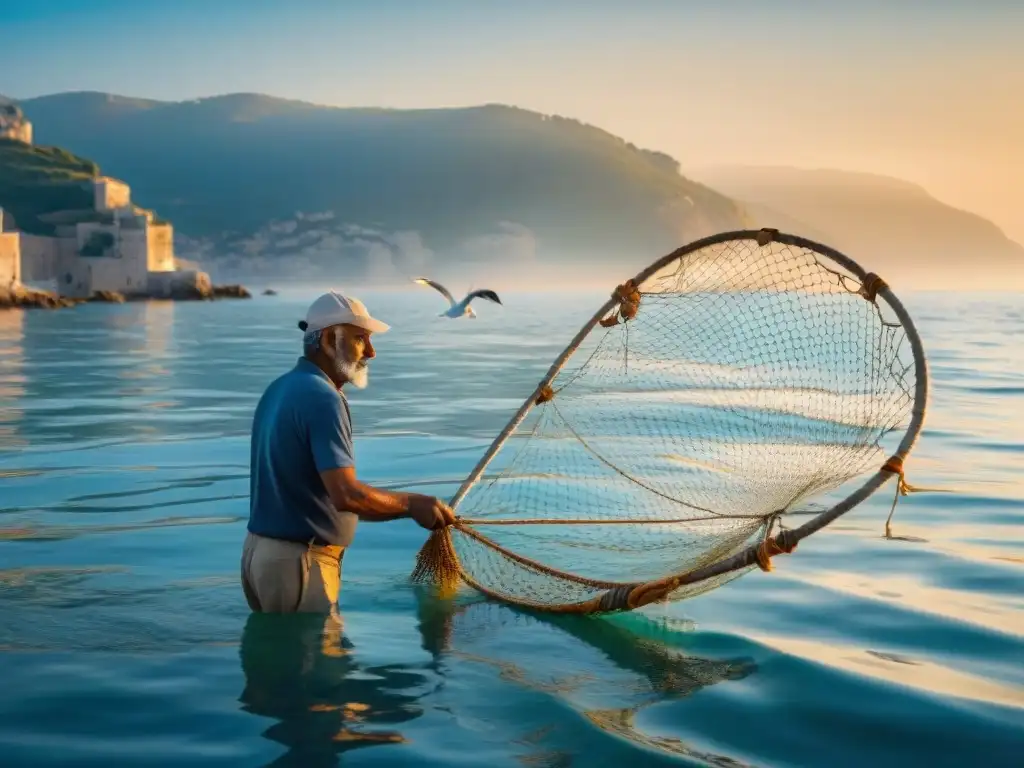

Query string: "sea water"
[[0, 288, 1021, 766]]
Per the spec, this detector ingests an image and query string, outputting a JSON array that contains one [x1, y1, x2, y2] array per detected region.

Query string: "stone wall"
[[19, 221, 178, 296], [93, 178, 132, 212], [0, 232, 20, 287], [147, 269, 212, 299], [19, 234, 66, 283], [63, 253, 150, 298], [54, 222, 149, 297], [75, 221, 119, 254], [147, 223, 175, 272]]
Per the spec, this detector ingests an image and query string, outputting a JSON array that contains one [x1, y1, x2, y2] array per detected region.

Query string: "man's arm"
[[309, 390, 453, 528], [320, 466, 412, 521], [321, 467, 454, 528]]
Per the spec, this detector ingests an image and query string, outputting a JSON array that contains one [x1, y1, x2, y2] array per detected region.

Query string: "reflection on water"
[[237, 590, 756, 767], [418, 593, 758, 765], [239, 609, 418, 766], [803, 569, 1024, 639], [0, 309, 25, 451], [139, 299, 176, 358], [113, 301, 177, 391], [747, 632, 1024, 710]]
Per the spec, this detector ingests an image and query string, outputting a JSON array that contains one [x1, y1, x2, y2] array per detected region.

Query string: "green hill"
[[0, 138, 99, 234], [16, 91, 750, 283]]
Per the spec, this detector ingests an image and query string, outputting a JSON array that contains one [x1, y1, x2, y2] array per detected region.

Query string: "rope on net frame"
[[411, 228, 933, 615]]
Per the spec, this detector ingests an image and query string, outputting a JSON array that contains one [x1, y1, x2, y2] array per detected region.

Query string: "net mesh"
[[413, 232, 924, 613]]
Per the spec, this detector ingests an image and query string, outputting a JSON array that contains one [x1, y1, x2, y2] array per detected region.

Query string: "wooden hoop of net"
[[412, 229, 930, 614]]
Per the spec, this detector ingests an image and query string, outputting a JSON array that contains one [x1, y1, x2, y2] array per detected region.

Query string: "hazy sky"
[[3, 1, 1022, 244]]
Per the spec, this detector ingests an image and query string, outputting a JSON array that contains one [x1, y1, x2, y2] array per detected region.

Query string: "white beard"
[[326, 336, 369, 389], [338, 358, 369, 389]]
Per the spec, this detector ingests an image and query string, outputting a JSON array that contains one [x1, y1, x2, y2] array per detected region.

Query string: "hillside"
[[690, 165, 1024, 291], [0, 138, 99, 234], [17, 91, 750, 285]]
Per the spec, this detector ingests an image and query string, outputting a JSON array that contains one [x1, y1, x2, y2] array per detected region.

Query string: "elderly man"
[[241, 290, 455, 613]]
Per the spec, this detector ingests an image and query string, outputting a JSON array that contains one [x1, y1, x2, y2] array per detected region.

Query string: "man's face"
[[328, 324, 375, 389]]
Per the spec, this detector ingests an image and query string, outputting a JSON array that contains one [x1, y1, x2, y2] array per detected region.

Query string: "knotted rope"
[[599, 279, 642, 327], [879, 456, 953, 538]]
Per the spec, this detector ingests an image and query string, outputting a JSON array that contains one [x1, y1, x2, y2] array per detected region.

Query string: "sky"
[[2, 0, 1022, 244]]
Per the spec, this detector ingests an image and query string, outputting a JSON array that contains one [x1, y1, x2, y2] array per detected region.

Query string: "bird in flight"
[[412, 277, 503, 319]]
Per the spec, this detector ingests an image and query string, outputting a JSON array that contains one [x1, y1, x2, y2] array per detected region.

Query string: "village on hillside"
[[0, 103, 249, 309]]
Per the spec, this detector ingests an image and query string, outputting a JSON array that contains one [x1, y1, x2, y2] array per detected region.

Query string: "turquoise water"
[[1, 289, 1022, 767]]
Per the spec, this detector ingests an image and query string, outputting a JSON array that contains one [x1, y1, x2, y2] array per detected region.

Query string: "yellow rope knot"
[[535, 384, 555, 405], [882, 456, 928, 492], [882, 456, 912, 538], [600, 279, 642, 326], [612, 279, 640, 303], [880, 455, 951, 537], [626, 576, 681, 609], [619, 298, 640, 321], [859, 273, 888, 303], [755, 534, 797, 572]]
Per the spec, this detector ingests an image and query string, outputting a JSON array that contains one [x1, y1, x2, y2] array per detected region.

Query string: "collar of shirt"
[[295, 356, 347, 398]]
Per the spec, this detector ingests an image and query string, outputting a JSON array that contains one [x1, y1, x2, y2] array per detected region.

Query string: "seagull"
[[412, 277, 502, 319]]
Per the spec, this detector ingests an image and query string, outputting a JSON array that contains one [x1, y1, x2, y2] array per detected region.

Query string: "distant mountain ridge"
[[14, 91, 750, 285], [690, 165, 1024, 291], [8, 91, 1018, 289]]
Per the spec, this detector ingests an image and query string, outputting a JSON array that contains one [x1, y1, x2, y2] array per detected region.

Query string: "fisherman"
[[241, 290, 456, 613]]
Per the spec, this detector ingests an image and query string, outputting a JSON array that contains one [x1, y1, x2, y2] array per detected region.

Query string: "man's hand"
[[408, 494, 457, 531]]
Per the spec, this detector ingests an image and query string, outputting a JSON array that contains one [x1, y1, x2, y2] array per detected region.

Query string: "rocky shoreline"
[[0, 283, 253, 310], [0, 285, 78, 309]]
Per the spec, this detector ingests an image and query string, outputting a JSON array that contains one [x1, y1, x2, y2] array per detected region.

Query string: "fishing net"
[[412, 229, 929, 614]]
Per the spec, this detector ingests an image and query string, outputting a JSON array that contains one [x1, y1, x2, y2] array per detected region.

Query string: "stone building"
[[2, 102, 212, 300], [19, 177, 205, 299], [0, 103, 32, 144]]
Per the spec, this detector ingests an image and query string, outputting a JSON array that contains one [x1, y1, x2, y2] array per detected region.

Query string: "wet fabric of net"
[[416, 234, 920, 612]]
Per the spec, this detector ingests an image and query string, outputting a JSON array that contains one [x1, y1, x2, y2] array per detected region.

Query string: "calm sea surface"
[[0, 288, 1022, 767]]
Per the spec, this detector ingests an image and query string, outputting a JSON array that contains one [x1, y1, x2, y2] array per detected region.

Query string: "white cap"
[[299, 290, 390, 334]]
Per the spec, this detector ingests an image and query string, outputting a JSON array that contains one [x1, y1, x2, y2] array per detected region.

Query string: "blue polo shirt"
[[248, 357, 359, 547]]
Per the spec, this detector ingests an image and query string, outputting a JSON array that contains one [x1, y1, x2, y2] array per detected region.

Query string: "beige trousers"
[[240, 531, 345, 613]]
